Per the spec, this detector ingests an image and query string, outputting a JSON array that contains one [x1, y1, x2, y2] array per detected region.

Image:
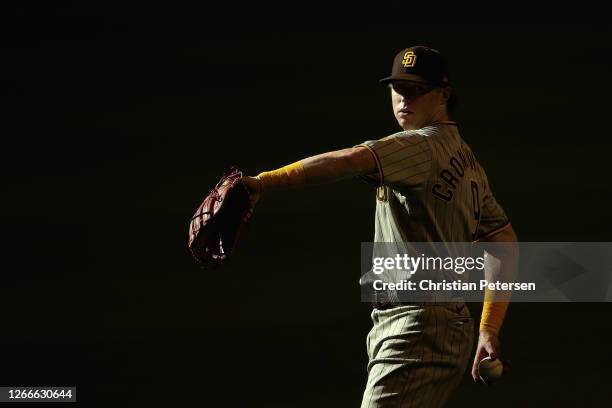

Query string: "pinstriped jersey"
[[357, 121, 509, 244]]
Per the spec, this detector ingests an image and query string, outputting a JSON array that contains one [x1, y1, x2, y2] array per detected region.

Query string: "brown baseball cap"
[[380, 46, 450, 85]]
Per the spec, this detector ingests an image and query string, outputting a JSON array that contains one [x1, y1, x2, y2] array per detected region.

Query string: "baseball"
[[478, 356, 503, 384]]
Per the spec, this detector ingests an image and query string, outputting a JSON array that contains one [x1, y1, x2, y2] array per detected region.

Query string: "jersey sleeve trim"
[[431, 120, 457, 126], [473, 222, 512, 242], [356, 144, 384, 186]]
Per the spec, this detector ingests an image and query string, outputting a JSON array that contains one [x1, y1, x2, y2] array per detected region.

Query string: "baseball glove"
[[188, 166, 254, 264]]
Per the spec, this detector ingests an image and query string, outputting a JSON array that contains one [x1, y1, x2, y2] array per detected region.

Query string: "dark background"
[[2, 3, 611, 407]]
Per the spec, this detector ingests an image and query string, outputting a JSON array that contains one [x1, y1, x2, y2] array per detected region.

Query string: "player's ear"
[[439, 86, 452, 105], [443, 86, 452, 101]]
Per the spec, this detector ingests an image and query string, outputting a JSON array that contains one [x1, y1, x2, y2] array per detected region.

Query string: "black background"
[[2, 3, 611, 407]]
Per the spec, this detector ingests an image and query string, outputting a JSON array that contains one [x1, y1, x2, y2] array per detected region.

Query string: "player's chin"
[[397, 116, 416, 130]]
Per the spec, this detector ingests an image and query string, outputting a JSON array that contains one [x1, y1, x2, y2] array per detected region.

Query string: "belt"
[[373, 300, 466, 310], [370, 290, 465, 310]]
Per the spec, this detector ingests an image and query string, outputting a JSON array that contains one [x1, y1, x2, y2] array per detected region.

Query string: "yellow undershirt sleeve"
[[480, 294, 509, 335], [256, 161, 306, 193]]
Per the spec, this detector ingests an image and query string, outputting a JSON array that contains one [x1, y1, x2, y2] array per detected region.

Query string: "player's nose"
[[398, 94, 414, 104]]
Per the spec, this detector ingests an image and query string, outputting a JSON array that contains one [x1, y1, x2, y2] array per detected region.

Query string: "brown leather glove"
[[188, 167, 253, 264]]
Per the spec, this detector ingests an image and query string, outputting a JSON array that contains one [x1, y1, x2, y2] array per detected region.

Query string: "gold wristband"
[[479, 300, 509, 335], [256, 161, 306, 193]]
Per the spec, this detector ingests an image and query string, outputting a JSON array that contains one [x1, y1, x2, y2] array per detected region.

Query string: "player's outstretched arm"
[[241, 146, 377, 198], [471, 224, 519, 384]]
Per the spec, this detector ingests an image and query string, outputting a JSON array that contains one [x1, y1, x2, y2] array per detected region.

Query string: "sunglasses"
[[390, 81, 438, 100]]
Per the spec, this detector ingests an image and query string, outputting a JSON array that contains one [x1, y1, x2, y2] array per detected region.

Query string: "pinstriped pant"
[[360, 303, 474, 408]]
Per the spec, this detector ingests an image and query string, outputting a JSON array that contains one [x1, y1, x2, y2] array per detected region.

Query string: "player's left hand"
[[471, 330, 510, 384], [240, 176, 262, 207]]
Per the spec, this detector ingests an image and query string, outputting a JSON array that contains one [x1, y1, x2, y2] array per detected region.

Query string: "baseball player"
[[241, 46, 517, 407]]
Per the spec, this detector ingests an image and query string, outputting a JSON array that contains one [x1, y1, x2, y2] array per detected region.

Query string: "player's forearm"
[[479, 225, 519, 335], [302, 148, 375, 184], [254, 147, 376, 193]]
